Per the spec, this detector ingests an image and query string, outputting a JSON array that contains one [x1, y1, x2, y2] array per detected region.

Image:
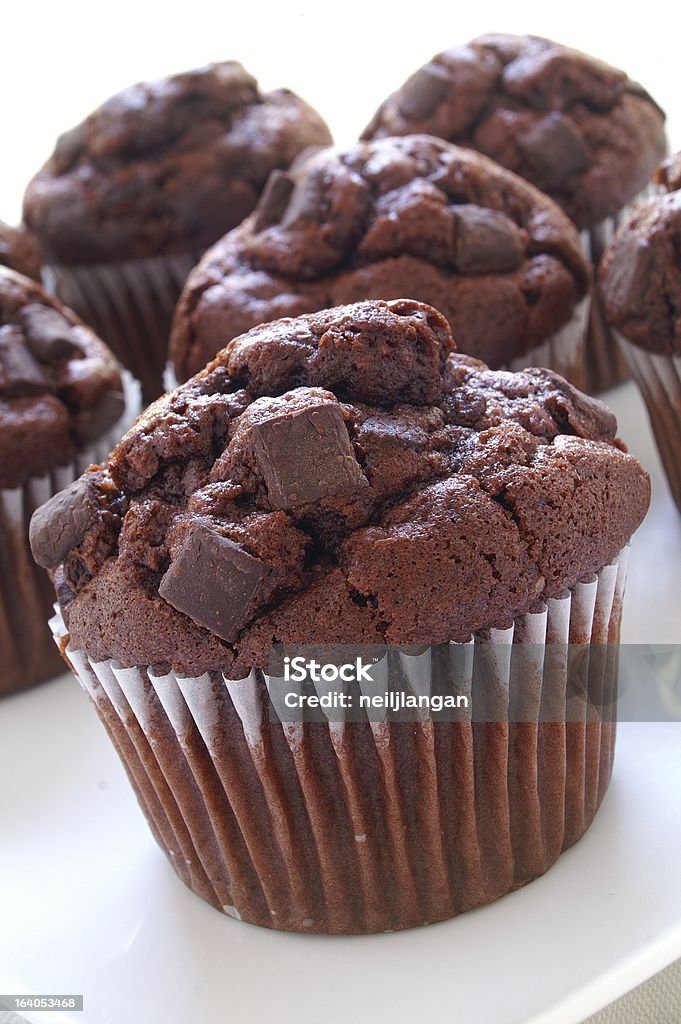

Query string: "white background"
[[2, 0, 680, 224]]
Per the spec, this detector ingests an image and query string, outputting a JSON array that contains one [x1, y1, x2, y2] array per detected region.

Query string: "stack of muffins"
[[2, 36, 673, 934]]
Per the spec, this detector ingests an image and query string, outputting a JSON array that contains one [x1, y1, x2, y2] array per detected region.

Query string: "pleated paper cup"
[[50, 549, 628, 934], [0, 370, 140, 697], [581, 184, 658, 394], [508, 296, 589, 391], [47, 252, 201, 402], [615, 331, 681, 514]]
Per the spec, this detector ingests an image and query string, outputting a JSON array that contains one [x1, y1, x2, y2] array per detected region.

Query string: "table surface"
[[0, 383, 680, 1024]]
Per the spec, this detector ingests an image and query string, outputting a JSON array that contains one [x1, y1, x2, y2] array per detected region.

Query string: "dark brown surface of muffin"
[[0, 220, 42, 281], [32, 299, 649, 678], [23, 62, 332, 265], [170, 136, 588, 382], [361, 34, 666, 230], [0, 268, 125, 489]]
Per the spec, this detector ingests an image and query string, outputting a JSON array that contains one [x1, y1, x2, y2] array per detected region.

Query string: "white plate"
[[1, 382, 680, 1024]]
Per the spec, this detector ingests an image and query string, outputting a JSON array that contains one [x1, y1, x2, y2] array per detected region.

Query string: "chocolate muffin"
[[362, 34, 668, 392], [600, 154, 681, 512], [23, 61, 332, 400], [33, 299, 649, 932], [0, 220, 42, 281], [170, 135, 589, 388], [0, 267, 139, 695]]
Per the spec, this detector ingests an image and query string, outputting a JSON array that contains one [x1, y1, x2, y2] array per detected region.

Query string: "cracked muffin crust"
[[170, 135, 589, 382], [361, 34, 667, 230], [32, 299, 650, 677], [23, 61, 332, 265], [0, 220, 42, 281], [0, 268, 125, 489]]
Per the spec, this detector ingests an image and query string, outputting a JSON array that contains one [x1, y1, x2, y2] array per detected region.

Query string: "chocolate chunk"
[[398, 65, 451, 120], [0, 324, 49, 394], [452, 206, 525, 273], [29, 477, 99, 568], [250, 402, 366, 509], [252, 171, 295, 231], [443, 387, 487, 427], [75, 390, 126, 443], [282, 169, 326, 226], [159, 523, 271, 642], [517, 113, 589, 189], [54, 122, 87, 173], [601, 234, 654, 314], [19, 303, 81, 361], [525, 368, 617, 440]]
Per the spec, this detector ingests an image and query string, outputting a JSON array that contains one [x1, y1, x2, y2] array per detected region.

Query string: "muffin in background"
[[0, 220, 42, 281], [33, 299, 649, 932], [362, 34, 668, 392], [170, 135, 589, 386], [600, 153, 681, 513], [23, 61, 332, 401], [0, 267, 140, 695]]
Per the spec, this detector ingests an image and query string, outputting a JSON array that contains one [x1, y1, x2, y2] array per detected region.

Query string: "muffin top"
[[0, 220, 42, 281], [600, 156, 681, 356], [170, 135, 588, 381], [31, 299, 649, 677], [23, 62, 332, 265], [0, 268, 125, 489], [361, 34, 666, 229]]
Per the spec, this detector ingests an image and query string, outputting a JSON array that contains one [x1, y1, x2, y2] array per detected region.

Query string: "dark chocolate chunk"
[[517, 113, 590, 189], [19, 303, 81, 361], [75, 390, 126, 443], [252, 171, 295, 231], [398, 65, 451, 120], [525, 368, 617, 440], [601, 234, 654, 314], [29, 477, 99, 568], [452, 206, 525, 273], [53, 122, 87, 174], [0, 324, 49, 394], [250, 402, 366, 509], [443, 387, 487, 427], [159, 523, 271, 643], [282, 170, 326, 226]]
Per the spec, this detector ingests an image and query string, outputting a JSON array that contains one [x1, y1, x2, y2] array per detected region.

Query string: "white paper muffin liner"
[[581, 184, 658, 393], [50, 549, 628, 933], [47, 252, 201, 402], [614, 330, 681, 513], [0, 370, 140, 696]]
